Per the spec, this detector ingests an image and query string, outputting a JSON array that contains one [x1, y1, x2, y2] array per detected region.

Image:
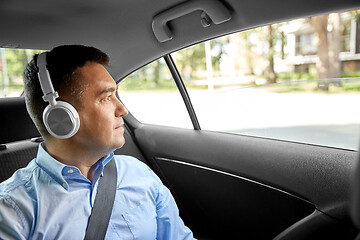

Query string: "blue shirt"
[[0, 143, 194, 240]]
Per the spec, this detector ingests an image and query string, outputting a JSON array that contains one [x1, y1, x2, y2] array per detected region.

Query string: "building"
[[283, 12, 360, 74]]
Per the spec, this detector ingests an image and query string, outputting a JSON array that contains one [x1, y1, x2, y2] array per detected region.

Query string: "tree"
[[175, 39, 228, 81], [263, 23, 287, 84], [153, 60, 160, 85], [175, 43, 206, 80], [312, 13, 342, 90], [210, 37, 229, 72], [137, 67, 147, 83], [313, 15, 329, 80], [267, 25, 277, 83], [328, 13, 341, 79]]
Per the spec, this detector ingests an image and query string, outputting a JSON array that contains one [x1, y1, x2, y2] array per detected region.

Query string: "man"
[[0, 45, 195, 239]]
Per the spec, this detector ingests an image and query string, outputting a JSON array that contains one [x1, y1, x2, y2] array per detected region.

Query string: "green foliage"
[[119, 71, 208, 91], [175, 43, 206, 79], [341, 71, 360, 78], [119, 58, 197, 91], [263, 81, 318, 93], [1, 48, 43, 92], [328, 80, 360, 93], [6, 50, 26, 80], [263, 77, 360, 94], [349, 9, 360, 21], [277, 72, 318, 80], [119, 75, 178, 91], [175, 38, 229, 79], [210, 37, 229, 71], [3, 49, 42, 81]]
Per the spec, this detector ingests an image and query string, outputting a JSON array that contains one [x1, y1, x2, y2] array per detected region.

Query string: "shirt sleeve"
[[0, 197, 28, 240], [155, 183, 196, 240]]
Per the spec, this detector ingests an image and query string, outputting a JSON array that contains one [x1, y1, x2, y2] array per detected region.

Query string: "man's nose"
[[115, 98, 128, 118]]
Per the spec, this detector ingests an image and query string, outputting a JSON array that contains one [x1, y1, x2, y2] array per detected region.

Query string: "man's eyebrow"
[[98, 87, 116, 96]]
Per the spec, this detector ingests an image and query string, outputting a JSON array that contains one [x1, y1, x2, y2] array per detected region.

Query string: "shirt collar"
[[102, 152, 114, 167], [98, 152, 114, 178], [35, 143, 114, 190]]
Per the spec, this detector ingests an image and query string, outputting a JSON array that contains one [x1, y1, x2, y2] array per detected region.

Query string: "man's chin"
[[111, 139, 125, 151]]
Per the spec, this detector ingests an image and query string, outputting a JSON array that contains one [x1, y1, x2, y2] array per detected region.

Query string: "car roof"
[[1, 0, 359, 82]]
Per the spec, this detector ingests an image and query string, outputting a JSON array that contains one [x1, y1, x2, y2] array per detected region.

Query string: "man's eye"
[[105, 96, 111, 101]]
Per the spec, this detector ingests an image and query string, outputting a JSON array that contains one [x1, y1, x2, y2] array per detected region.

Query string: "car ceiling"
[[0, 0, 359, 82]]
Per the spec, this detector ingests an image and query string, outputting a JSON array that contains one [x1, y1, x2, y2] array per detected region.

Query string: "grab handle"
[[152, 0, 231, 42]]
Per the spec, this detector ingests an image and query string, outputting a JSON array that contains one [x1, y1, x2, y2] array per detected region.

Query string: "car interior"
[[1, 0, 360, 239]]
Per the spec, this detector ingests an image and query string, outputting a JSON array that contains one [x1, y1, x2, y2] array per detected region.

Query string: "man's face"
[[72, 62, 128, 154]]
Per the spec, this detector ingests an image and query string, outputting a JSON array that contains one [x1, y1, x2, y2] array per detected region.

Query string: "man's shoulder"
[[0, 159, 38, 195], [0, 159, 39, 216], [113, 155, 160, 183], [113, 155, 149, 170]]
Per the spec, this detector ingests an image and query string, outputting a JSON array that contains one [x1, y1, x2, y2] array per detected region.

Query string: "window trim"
[[164, 54, 201, 130]]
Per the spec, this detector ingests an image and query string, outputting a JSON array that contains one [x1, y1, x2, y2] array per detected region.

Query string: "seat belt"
[[84, 157, 117, 240]]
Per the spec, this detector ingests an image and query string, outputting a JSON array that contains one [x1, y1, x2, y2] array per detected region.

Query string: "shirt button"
[[67, 169, 74, 174]]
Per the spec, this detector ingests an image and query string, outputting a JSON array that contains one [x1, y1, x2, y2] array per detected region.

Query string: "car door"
[[123, 117, 356, 240]]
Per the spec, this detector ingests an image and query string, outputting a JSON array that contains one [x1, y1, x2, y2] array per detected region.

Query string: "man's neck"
[[44, 139, 108, 182]]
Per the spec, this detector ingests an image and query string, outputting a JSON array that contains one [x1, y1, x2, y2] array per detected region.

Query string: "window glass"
[[296, 33, 317, 56], [174, 9, 360, 150], [0, 48, 43, 97], [118, 59, 193, 129]]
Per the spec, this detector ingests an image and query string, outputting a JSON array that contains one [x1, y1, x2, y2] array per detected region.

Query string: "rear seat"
[[0, 97, 41, 182]]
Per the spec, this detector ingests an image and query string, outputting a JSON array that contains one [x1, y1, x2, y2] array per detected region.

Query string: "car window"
[[118, 59, 194, 129], [118, 9, 360, 150], [0, 48, 43, 97], [176, 9, 360, 150]]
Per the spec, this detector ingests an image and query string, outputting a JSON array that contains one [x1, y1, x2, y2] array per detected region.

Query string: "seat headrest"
[[0, 97, 40, 144]]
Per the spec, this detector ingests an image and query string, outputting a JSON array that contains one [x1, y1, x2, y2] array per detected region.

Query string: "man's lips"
[[114, 123, 124, 129]]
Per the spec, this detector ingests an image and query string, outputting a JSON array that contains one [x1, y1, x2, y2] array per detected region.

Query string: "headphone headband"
[[37, 52, 59, 106]]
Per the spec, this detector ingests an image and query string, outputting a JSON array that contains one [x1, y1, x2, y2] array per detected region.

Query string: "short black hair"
[[24, 45, 110, 139]]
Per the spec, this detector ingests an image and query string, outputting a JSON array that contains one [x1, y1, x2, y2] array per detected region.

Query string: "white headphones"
[[36, 52, 80, 139]]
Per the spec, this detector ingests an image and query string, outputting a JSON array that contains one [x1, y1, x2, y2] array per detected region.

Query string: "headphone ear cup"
[[43, 101, 80, 139]]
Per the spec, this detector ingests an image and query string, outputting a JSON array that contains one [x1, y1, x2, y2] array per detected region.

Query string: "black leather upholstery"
[[0, 97, 40, 183], [0, 140, 39, 182], [0, 97, 40, 144]]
